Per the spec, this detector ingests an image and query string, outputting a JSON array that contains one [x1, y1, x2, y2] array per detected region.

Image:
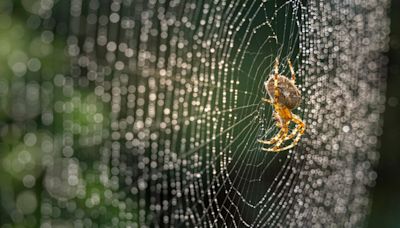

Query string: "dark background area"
[[368, 0, 400, 227]]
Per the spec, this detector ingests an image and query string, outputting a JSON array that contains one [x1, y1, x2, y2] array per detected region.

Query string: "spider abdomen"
[[265, 75, 301, 110]]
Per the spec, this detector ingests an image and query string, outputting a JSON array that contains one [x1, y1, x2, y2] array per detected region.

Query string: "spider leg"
[[288, 58, 295, 82], [258, 118, 287, 144], [269, 130, 303, 152], [274, 58, 279, 76], [257, 127, 284, 145], [284, 126, 298, 141], [284, 117, 301, 140], [260, 121, 289, 152], [270, 122, 289, 150], [292, 114, 306, 135], [284, 114, 305, 140], [271, 115, 306, 152]]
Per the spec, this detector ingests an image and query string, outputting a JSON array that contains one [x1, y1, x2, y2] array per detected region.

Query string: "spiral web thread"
[[0, 0, 390, 227]]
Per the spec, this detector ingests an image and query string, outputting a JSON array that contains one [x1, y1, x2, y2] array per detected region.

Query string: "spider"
[[258, 58, 306, 152]]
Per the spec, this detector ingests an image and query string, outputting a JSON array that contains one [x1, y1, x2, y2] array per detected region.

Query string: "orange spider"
[[258, 58, 306, 152]]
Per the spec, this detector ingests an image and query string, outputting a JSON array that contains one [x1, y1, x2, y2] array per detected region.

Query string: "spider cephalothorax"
[[258, 58, 306, 152]]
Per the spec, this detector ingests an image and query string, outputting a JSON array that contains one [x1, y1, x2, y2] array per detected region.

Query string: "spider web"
[[0, 0, 390, 227]]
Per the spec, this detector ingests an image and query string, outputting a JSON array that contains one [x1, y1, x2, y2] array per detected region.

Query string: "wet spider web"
[[0, 0, 390, 227]]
